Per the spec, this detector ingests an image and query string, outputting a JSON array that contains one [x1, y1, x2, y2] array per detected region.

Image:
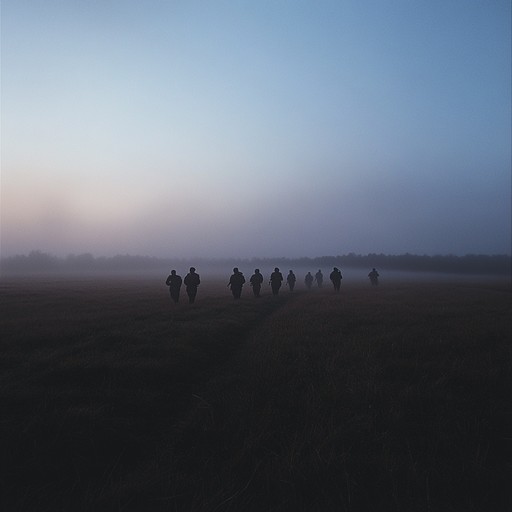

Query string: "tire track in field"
[[143, 291, 315, 508], [160, 291, 301, 427]]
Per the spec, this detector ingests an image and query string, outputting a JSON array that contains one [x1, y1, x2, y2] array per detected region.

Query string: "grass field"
[[1, 275, 510, 511]]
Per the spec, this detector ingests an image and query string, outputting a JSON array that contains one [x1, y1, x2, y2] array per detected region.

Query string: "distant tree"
[[0, 252, 510, 276]]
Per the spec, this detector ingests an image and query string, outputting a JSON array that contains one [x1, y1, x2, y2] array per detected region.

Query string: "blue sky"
[[1, 0, 510, 258]]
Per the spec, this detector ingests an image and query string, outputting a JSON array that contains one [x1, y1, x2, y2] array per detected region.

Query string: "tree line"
[[1, 251, 510, 276]]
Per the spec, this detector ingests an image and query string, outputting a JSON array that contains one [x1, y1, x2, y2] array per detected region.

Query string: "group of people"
[[165, 267, 200, 304], [165, 266, 380, 303]]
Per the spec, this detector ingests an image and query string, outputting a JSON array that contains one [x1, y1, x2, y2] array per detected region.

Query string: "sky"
[[1, 0, 511, 259]]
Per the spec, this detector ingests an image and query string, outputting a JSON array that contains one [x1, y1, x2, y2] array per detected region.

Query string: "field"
[[1, 274, 511, 511]]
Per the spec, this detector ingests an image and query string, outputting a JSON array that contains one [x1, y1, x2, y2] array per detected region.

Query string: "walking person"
[[368, 268, 380, 286], [315, 269, 323, 288], [304, 271, 313, 289], [269, 267, 283, 296], [250, 269, 264, 297], [329, 267, 342, 292], [184, 267, 200, 303], [286, 270, 296, 291], [165, 269, 182, 303], [228, 267, 246, 299]]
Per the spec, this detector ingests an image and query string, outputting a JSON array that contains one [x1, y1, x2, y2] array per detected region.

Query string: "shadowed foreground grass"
[[1, 276, 510, 511]]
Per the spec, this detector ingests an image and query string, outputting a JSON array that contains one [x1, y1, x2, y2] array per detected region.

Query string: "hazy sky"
[[1, 0, 511, 259]]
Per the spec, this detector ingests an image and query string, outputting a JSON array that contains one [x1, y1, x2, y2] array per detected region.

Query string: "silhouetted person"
[[368, 268, 380, 286], [184, 267, 200, 303], [269, 267, 283, 296], [250, 268, 264, 297], [286, 270, 296, 291], [315, 269, 323, 288], [165, 269, 182, 303], [228, 267, 246, 299], [304, 272, 313, 289], [329, 267, 342, 292]]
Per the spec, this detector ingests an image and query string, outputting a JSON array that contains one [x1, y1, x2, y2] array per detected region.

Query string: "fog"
[[2, 253, 509, 289]]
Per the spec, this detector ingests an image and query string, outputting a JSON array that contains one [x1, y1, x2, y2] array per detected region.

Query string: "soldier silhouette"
[[269, 267, 283, 296], [165, 269, 182, 303], [250, 269, 264, 297], [329, 267, 342, 292], [228, 267, 246, 299], [304, 271, 313, 289], [286, 270, 296, 291], [368, 268, 380, 286], [183, 267, 200, 303], [315, 269, 323, 288]]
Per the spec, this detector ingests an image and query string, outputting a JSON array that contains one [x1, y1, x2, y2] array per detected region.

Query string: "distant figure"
[[165, 269, 182, 303], [184, 267, 200, 303], [250, 269, 264, 297], [315, 269, 323, 288], [329, 267, 343, 292], [269, 267, 283, 296], [368, 268, 380, 286], [304, 272, 313, 289], [228, 267, 246, 299], [286, 270, 296, 291]]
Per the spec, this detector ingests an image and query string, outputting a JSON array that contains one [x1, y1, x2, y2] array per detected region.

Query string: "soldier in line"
[[250, 269, 264, 297], [228, 267, 246, 299], [184, 267, 200, 303], [286, 270, 296, 291], [165, 269, 182, 303], [329, 267, 343, 292], [368, 268, 380, 286], [304, 271, 313, 289], [269, 267, 284, 296], [315, 269, 323, 288]]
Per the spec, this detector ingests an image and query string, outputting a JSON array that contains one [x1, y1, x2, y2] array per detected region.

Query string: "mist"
[[2, 252, 510, 283]]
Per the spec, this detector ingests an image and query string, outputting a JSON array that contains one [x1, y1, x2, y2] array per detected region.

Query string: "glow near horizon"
[[1, 1, 511, 258]]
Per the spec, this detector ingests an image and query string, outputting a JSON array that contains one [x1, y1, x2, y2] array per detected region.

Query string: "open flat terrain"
[[1, 274, 510, 511]]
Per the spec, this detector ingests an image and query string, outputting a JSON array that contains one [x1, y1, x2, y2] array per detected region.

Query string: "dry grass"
[[0, 276, 510, 511]]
